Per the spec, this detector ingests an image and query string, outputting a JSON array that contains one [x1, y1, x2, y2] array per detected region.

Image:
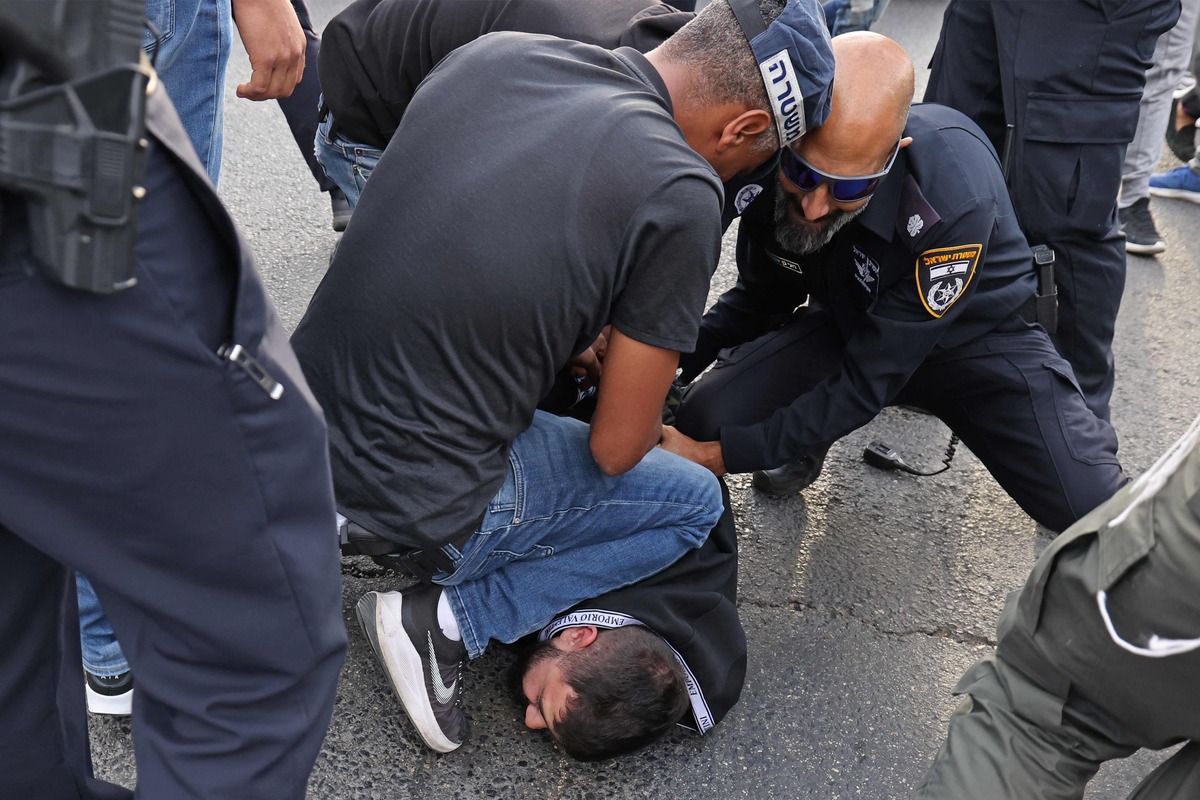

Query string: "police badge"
[[915, 244, 982, 317]]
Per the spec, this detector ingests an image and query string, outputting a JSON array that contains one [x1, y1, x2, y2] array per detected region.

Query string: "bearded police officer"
[[917, 412, 1200, 799], [293, 0, 834, 757], [662, 33, 1127, 534]]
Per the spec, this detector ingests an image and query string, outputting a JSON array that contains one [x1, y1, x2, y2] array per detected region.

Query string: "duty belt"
[[339, 519, 469, 582]]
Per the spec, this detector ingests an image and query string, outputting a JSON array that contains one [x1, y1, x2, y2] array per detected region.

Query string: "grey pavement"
[[89, 1, 1200, 797]]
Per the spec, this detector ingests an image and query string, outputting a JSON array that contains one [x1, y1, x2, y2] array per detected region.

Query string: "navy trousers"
[[675, 311, 1126, 532], [0, 138, 346, 798], [922, 0, 1180, 422]]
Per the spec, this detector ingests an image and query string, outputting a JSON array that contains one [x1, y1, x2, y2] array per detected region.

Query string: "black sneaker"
[[85, 670, 133, 716], [356, 588, 468, 752], [1118, 197, 1166, 255], [330, 187, 353, 232], [752, 451, 827, 497]]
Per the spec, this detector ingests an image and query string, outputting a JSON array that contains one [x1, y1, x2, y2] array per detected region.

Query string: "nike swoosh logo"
[[427, 632, 457, 705]]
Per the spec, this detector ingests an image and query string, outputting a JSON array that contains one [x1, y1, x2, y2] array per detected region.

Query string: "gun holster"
[[0, 0, 151, 293], [1031, 244, 1058, 335]]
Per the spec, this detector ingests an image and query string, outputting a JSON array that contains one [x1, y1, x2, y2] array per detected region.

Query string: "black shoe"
[[330, 187, 352, 232], [1118, 197, 1165, 255], [85, 670, 133, 716], [752, 451, 827, 497], [357, 588, 468, 752]]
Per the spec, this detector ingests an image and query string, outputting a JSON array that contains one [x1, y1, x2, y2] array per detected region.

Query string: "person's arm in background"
[[232, 0, 307, 100]]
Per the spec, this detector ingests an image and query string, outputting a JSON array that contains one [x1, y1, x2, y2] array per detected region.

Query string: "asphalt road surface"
[[90, 1, 1200, 797]]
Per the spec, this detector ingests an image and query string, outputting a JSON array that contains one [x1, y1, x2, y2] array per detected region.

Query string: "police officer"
[[923, 0, 1181, 422], [0, 3, 346, 796], [916, 412, 1200, 799], [661, 32, 1127, 533]]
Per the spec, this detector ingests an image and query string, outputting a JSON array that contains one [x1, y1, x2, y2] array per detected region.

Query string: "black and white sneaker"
[[85, 670, 133, 716], [356, 588, 468, 752], [1118, 197, 1166, 255]]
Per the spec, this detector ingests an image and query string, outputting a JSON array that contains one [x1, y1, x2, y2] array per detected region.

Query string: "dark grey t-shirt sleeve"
[[610, 174, 724, 353]]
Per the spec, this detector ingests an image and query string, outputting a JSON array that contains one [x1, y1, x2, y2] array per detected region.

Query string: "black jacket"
[[680, 103, 1038, 472], [539, 481, 745, 733]]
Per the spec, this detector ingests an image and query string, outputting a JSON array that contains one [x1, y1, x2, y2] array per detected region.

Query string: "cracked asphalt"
[[88, 1, 1200, 796]]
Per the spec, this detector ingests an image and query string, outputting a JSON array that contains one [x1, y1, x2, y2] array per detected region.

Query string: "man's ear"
[[717, 108, 772, 152], [899, 135, 914, 150], [553, 625, 599, 652]]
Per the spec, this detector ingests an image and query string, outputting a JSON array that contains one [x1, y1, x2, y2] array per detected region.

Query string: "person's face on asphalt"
[[511, 634, 588, 736]]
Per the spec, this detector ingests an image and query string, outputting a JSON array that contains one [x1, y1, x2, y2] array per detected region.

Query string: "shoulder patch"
[[899, 174, 941, 247], [734, 183, 764, 214], [915, 244, 982, 318]]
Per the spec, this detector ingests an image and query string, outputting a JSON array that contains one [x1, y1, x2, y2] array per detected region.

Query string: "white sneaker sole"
[[85, 682, 132, 715], [357, 592, 460, 753], [1148, 187, 1200, 204], [1124, 239, 1166, 255]]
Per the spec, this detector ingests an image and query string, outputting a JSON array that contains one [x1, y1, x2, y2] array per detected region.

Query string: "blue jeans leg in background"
[[76, 574, 128, 677], [822, 0, 890, 34], [143, 0, 233, 185], [315, 113, 384, 209], [438, 411, 724, 659]]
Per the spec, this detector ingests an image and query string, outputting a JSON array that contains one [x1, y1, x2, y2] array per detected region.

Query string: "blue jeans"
[[75, 575, 127, 676], [144, 0, 233, 185], [315, 112, 384, 209], [436, 411, 724, 659], [822, 0, 890, 34]]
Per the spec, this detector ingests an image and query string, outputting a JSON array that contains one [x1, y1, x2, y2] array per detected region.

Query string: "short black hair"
[[552, 627, 690, 761]]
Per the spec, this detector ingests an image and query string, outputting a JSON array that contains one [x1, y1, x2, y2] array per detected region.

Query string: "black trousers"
[[675, 310, 1126, 532], [275, 0, 335, 192], [923, 0, 1181, 421], [0, 141, 346, 798]]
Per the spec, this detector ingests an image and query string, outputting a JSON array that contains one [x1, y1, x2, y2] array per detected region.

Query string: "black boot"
[[752, 450, 827, 497]]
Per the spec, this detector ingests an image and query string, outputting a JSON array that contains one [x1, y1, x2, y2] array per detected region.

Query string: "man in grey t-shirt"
[[292, 0, 833, 758]]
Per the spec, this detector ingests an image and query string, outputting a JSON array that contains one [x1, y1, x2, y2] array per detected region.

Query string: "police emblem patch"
[[734, 184, 764, 214], [851, 244, 879, 291], [915, 244, 982, 317], [906, 214, 923, 237]]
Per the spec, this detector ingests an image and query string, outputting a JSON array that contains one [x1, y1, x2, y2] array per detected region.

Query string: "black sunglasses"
[[779, 140, 901, 203]]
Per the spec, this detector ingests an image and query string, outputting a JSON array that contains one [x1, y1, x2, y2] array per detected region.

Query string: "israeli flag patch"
[[915, 244, 982, 317]]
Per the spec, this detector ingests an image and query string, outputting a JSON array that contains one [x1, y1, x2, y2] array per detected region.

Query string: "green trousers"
[[917, 414, 1200, 799]]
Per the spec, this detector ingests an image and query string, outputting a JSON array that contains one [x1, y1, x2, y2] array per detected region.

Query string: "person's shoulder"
[[907, 103, 1002, 170], [904, 103, 1008, 210]]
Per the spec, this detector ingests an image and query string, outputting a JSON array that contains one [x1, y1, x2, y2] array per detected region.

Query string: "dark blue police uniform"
[[674, 103, 1127, 533], [0, 87, 346, 798], [923, 0, 1181, 422]]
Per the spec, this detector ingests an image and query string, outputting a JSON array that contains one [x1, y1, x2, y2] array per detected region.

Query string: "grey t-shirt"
[[292, 34, 723, 550]]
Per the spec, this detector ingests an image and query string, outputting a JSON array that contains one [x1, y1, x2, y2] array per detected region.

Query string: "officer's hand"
[[659, 425, 726, 477], [232, 0, 306, 101], [567, 328, 610, 390]]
